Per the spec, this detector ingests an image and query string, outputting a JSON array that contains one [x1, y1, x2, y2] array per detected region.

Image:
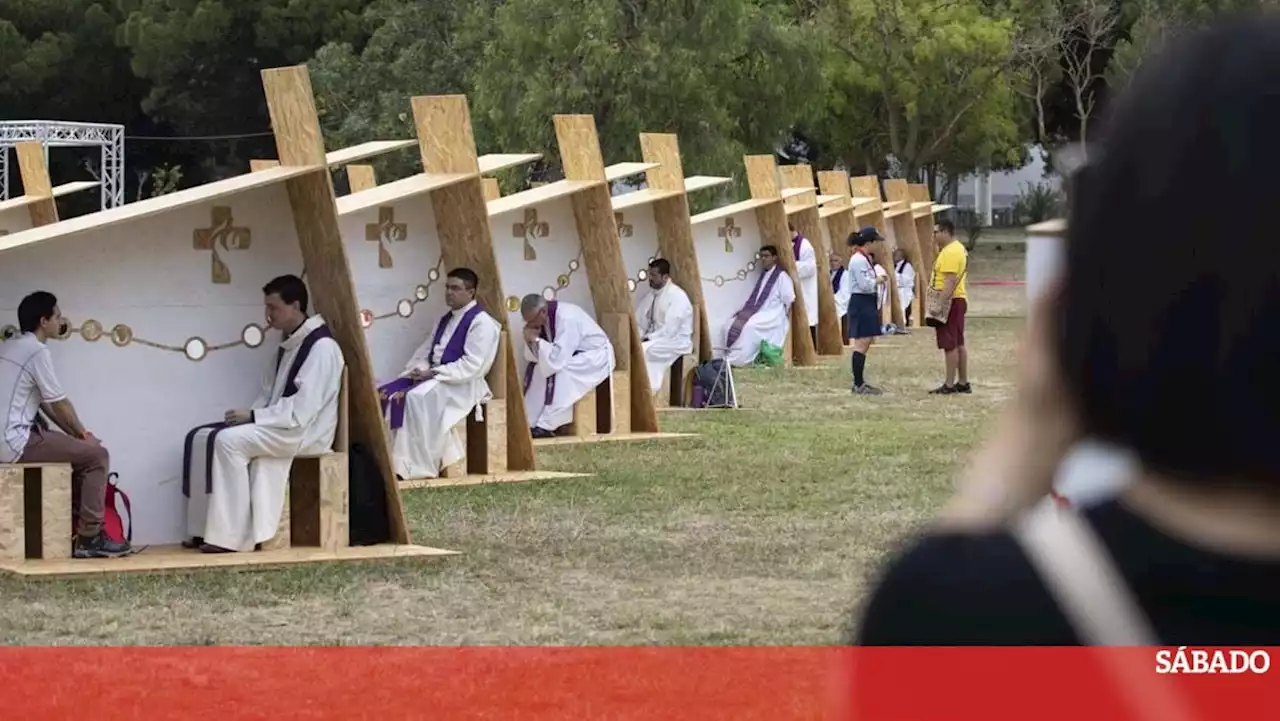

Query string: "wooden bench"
[[439, 333, 509, 477], [654, 354, 698, 408], [268, 367, 350, 552], [0, 462, 73, 561]]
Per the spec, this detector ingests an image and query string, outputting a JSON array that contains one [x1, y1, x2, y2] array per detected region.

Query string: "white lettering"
[[1156, 647, 1270, 674]]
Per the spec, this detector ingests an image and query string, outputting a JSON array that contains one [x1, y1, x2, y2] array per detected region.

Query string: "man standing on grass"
[[928, 220, 971, 394]]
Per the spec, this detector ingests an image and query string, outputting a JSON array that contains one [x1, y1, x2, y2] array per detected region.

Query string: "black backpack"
[[693, 359, 736, 408], [348, 442, 391, 546]]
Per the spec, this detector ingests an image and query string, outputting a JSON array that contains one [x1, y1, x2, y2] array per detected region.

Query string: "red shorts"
[[934, 298, 967, 350]]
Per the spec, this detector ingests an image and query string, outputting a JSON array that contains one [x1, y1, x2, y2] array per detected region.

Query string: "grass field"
[[0, 238, 1030, 646]]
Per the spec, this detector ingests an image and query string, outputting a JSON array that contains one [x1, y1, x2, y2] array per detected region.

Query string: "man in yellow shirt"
[[928, 220, 970, 394]]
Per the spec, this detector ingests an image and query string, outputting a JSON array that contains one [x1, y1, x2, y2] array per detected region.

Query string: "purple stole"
[[379, 304, 486, 431], [793, 234, 805, 261], [726, 266, 784, 348], [832, 268, 845, 294], [522, 301, 561, 406], [183, 322, 333, 497]]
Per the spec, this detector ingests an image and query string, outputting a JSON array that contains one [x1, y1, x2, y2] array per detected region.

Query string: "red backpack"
[[73, 472, 132, 543], [102, 473, 133, 543]]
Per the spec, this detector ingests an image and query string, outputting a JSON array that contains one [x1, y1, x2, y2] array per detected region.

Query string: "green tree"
[[821, 0, 1025, 180]]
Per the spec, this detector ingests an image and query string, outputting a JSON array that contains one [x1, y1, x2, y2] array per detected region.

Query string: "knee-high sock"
[[852, 351, 866, 387]]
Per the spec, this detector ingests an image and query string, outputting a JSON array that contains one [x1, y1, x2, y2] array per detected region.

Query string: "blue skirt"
[[847, 293, 881, 339]]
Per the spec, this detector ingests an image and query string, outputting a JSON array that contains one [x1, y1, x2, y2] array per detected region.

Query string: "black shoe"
[[929, 384, 957, 395], [955, 382, 972, 394], [73, 532, 132, 559], [530, 427, 556, 439]]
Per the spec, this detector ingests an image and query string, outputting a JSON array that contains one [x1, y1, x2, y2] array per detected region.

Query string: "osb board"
[[532, 431, 697, 447], [0, 543, 457, 578], [398, 470, 590, 490], [262, 65, 409, 544], [779, 164, 842, 357]]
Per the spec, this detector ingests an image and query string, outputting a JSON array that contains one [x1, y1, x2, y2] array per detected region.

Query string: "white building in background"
[[956, 145, 1060, 225]]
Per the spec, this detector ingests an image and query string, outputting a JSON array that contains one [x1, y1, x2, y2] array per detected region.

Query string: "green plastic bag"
[[754, 341, 784, 367]]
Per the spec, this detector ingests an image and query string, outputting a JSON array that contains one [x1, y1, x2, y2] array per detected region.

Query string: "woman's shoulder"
[[852, 521, 1080, 645]]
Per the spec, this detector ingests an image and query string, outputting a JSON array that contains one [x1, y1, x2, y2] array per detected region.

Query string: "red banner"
[[0, 647, 1273, 720]]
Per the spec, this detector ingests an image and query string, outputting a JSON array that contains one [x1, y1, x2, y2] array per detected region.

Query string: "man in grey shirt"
[[0, 291, 131, 558]]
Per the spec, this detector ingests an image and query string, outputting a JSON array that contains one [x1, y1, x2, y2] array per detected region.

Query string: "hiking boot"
[[853, 384, 883, 395], [73, 532, 132, 559], [929, 384, 957, 395], [955, 382, 972, 394]]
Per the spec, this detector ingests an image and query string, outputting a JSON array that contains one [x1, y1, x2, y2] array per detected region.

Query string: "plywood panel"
[[639, 133, 711, 363], [14, 142, 57, 228], [262, 64, 409, 545], [744, 155, 816, 366], [554, 115, 659, 434], [346, 165, 377, 193], [883, 179, 927, 327], [481, 178, 501, 201], [847, 175, 903, 326], [780, 164, 842, 356], [413, 95, 537, 472]]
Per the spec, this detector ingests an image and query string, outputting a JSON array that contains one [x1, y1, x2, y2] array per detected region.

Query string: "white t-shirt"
[[0, 333, 66, 463]]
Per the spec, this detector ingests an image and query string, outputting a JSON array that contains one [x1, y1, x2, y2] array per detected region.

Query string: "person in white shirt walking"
[[0, 291, 132, 558]]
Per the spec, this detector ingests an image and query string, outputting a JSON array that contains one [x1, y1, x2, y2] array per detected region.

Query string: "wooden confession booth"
[[611, 132, 729, 409], [869, 177, 921, 328], [325, 94, 592, 489], [485, 114, 693, 447], [815, 170, 858, 344], [0, 141, 99, 236], [778, 164, 843, 357], [0, 65, 455, 577]]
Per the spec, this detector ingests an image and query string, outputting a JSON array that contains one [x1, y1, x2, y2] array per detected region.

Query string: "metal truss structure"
[[0, 121, 125, 210]]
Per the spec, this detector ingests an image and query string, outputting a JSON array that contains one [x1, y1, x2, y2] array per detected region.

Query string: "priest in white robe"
[[894, 248, 916, 325], [721, 245, 796, 367], [790, 225, 819, 344], [830, 251, 852, 342], [378, 268, 501, 479], [182, 275, 344, 553], [635, 258, 694, 394], [520, 296, 615, 438]]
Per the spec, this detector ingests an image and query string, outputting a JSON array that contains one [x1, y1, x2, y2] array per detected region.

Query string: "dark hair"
[[935, 219, 955, 236], [788, 223, 795, 233], [262, 275, 309, 313], [447, 267, 479, 290], [648, 258, 671, 276], [848, 231, 869, 247], [1058, 15, 1280, 491], [760, 244, 778, 256], [18, 291, 57, 333]]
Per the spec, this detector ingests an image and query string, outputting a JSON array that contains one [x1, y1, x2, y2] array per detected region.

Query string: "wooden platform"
[[532, 431, 697, 447], [0, 543, 457, 578], [399, 470, 590, 490]]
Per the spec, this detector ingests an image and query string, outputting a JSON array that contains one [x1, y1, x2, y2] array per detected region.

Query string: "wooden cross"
[[718, 217, 741, 253], [513, 208, 550, 261], [364, 206, 408, 268], [192, 206, 252, 284], [615, 212, 633, 238]]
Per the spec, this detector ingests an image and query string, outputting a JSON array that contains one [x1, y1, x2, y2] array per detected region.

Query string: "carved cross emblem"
[[615, 212, 633, 238], [718, 217, 741, 253], [513, 208, 550, 261], [364, 206, 408, 268], [193, 206, 251, 284]]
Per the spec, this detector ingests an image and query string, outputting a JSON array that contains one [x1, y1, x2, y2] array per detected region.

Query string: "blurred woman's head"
[[1058, 14, 1280, 493]]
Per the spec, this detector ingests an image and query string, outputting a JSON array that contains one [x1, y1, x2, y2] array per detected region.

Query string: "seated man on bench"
[[634, 258, 694, 394], [722, 245, 794, 367], [0, 291, 131, 558], [519, 295, 614, 439], [182, 275, 345, 553], [377, 267, 501, 479]]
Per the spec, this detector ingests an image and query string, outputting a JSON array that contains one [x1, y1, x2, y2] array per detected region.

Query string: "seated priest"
[[830, 251, 852, 318], [721, 245, 795, 367], [182, 275, 345, 553], [790, 224, 819, 347], [377, 267, 501, 479], [520, 295, 615, 439], [635, 258, 694, 394]]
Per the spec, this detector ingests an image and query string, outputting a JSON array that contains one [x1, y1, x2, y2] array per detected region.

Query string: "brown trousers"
[[19, 427, 108, 537]]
